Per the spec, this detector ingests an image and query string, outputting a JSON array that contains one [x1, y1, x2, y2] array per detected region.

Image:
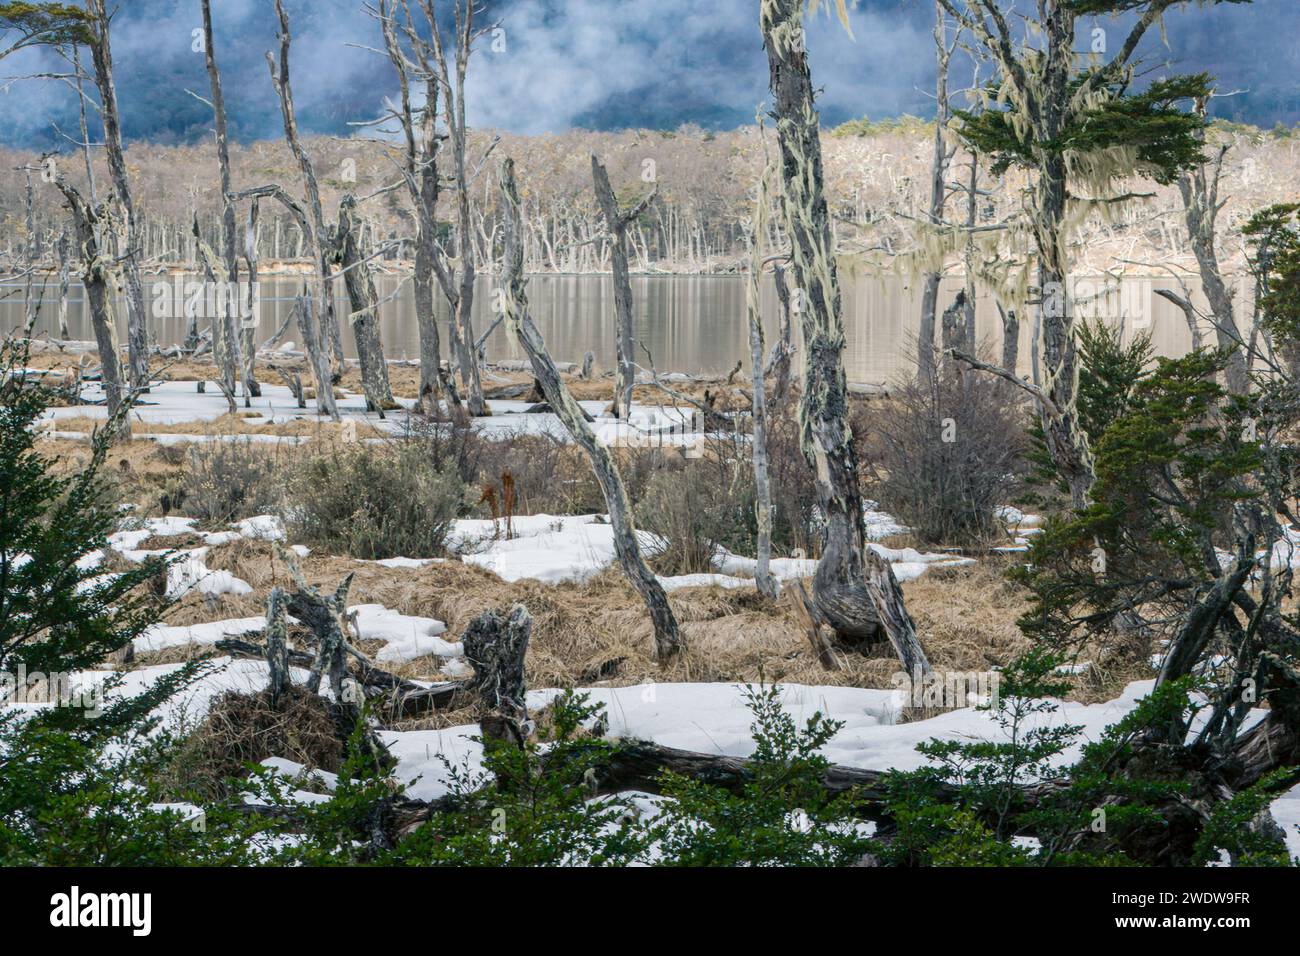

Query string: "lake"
[[14, 272, 1216, 385]]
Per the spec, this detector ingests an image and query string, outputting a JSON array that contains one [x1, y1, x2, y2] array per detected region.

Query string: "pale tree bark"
[[500, 157, 683, 662], [236, 184, 336, 419], [55, 230, 69, 340], [917, 0, 957, 384], [192, 214, 238, 414], [375, 0, 458, 417], [201, 0, 252, 403], [335, 194, 395, 415], [1178, 96, 1249, 395], [423, 0, 491, 416], [761, 0, 931, 675], [53, 171, 128, 440], [745, 165, 779, 601], [85, 0, 147, 392], [240, 198, 261, 391], [266, 0, 343, 378], [198, 0, 246, 408], [591, 154, 656, 419]]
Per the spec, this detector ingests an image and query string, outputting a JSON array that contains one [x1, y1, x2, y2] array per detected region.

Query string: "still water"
[[17, 272, 1206, 385]]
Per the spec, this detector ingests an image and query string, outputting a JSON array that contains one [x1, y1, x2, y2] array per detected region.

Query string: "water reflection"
[[14, 272, 1213, 385]]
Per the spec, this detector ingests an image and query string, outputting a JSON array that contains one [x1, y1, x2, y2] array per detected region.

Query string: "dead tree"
[[334, 194, 395, 415], [761, 0, 931, 674], [418, 0, 493, 416], [55, 230, 70, 340], [462, 605, 532, 745], [243, 4, 338, 420], [1175, 95, 1249, 395], [374, 0, 457, 416], [84, 0, 147, 393], [764, 262, 795, 396], [745, 164, 780, 600], [191, 214, 238, 414], [940, 288, 972, 358], [52, 168, 128, 440], [917, 0, 959, 384], [591, 154, 656, 419], [997, 301, 1019, 373], [264, 587, 291, 707], [500, 157, 683, 661], [199, 0, 252, 403], [240, 198, 261, 390], [265, 0, 343, 376]]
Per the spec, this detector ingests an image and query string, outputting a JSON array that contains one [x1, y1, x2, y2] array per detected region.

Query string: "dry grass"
[[149, 536, 1056, 700], [177, 686, 347, 798]]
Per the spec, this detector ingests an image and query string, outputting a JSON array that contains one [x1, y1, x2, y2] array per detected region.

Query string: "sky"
[[0, 0, 1292, 148]]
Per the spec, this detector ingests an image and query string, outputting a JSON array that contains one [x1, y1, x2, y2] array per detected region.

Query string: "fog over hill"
[[0, 0, 1293, 147]]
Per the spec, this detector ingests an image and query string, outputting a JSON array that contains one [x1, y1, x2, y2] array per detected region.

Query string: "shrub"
[[0, 663, 277, 865], [284, 441, 466, 559], [649, 683, 876, 866], [383, 691, 648, 866], [635, 458, 756, 575], [765, 408, 823, 555], [862, 365, 1029, 546], [179, 438, 286, 524]]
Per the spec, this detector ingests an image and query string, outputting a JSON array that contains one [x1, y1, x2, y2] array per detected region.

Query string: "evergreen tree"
[[939, 0, 1252, 505]]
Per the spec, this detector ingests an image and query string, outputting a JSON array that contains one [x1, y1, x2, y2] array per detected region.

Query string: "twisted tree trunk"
[[761, 0, 930, 674], [500, 157, 683, 661], [54, 173, 129, 440]]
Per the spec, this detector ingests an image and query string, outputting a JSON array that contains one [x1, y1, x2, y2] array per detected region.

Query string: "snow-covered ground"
[[11, 657, 1296, 859]]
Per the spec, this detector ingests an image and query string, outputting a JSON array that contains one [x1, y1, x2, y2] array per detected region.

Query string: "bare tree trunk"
[[917, 0, 954, 384], [761, 0, 930, 673], [192, 215, 238, 414], [54, 174, 128, 440], [1178, 108, 1248, 395], [591, 155, 655, 419], [267, 0, 342, 382], [56, 231, 70, 340], [765, 262, 795, 396], [86, 0, 148, 393], [940, 289, 971, 358], [500, 157, 683, 661], [336, 194, 394, 415], [201, 0, 249, 405], [997, 301, 1019, 373], [240, 198, 261, 394], [375, 0, 457, 417], [746, 171, 779, 601]]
